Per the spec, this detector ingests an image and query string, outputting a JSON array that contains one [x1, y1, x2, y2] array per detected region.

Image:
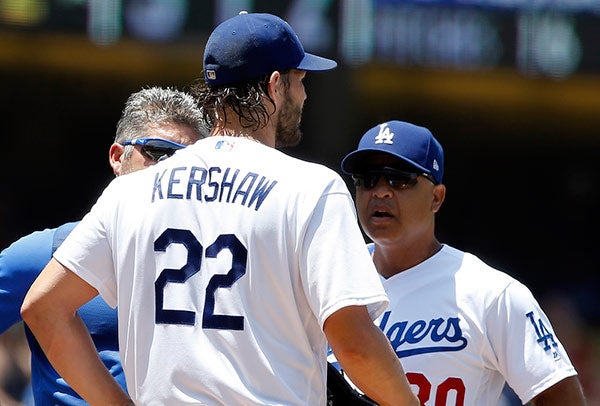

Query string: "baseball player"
[[0, 86, 206, 405], [21, 13, 418, 406], [330, 120, 587, 405]]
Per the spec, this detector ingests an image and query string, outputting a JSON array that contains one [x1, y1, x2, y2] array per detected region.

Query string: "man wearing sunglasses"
[[0, 86, 207, 405], [330, 120, 587, 405]]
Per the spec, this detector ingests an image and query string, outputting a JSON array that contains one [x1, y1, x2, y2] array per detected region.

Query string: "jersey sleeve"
[[0, 229, 54, 332], [53, 181, 121, 308], [486, 280, 578, 403], [300, 177, 389, 329]]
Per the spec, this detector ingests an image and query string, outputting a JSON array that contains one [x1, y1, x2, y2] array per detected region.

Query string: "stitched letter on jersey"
[[379, 311, 468, 357], [151, 166, 277, 211]]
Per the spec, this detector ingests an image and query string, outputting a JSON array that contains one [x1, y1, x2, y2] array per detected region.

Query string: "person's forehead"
[[142, 122, 199, 144]]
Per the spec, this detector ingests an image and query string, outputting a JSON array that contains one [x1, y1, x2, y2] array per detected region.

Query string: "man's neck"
[[373, 239, 442, 278], [211, 122, 276, 148]]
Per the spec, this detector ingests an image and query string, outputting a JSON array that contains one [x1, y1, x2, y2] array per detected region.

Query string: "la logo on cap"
[[374, 123, 394, 145]]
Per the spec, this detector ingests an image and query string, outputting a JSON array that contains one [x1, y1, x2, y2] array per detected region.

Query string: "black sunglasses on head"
[[352, 166, 437, 190], [121, 138, 187, 162]]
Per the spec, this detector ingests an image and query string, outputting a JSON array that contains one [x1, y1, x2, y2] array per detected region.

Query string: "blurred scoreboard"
[[1, 0, 600, 79], [350, 0, 600, 79]]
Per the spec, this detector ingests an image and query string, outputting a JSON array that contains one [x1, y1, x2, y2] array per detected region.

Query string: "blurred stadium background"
[[1, 0, 599, 403]]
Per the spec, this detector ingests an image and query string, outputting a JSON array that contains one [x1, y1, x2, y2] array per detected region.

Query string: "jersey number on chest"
[[408, 373, 465, 406]]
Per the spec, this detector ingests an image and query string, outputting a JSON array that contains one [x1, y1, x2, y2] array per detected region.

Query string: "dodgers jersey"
[[54, 136, 389, 405], [371, 244, 576, 405], [0, 222, 126, 405]]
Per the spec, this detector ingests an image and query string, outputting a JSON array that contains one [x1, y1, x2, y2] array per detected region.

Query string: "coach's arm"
[[21, 257, 133, 406], [530, 375, 587, 405]]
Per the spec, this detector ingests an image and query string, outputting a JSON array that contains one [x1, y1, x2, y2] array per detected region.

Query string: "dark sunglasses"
[[352, 166, 437, 190], [121, 138, 187, 162]]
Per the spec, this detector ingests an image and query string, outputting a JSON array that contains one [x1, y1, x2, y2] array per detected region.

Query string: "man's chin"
[[365, 223, 396, 241], [276, 130, 302, 148]]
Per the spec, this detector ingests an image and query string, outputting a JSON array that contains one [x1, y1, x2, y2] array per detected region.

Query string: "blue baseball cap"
[[203, 12, 338, 87], [341, 120, 444, 184]]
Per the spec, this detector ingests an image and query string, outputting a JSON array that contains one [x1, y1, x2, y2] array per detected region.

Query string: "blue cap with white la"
[[203, 11, 337, 87], [341, 120, 444, 185]]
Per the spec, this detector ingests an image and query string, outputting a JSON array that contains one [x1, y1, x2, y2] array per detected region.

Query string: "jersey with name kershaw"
[[54, 136, 388, 405]]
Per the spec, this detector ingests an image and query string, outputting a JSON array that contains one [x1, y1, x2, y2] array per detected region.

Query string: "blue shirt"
[[0, 222, 127, 405]]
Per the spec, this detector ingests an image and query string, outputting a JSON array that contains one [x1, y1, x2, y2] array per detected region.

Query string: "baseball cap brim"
[[341, 149, 427, 175], [296, 52, 337, 71]]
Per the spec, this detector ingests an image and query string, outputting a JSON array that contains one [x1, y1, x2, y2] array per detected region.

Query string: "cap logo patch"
[[374, 123, 394, 145], [206, 70, 216, 80], [433, 159, 439, 171]]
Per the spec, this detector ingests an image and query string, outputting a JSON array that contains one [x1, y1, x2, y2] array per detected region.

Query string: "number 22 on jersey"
[[154, 228, 247, 330]]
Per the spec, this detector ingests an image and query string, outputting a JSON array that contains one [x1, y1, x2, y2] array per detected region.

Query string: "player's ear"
[[431, 184, 446, 213], [109, 143, 125, 176], [266, 71, 283, 107]]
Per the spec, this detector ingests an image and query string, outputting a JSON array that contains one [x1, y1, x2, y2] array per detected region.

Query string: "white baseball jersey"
[[54, 136, 389, 405], [354, 244, 577, 405]]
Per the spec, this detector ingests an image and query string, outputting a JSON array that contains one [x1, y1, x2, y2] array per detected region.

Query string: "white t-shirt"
[[54, 136, 389, 405], [332, 244, 576, 405]]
